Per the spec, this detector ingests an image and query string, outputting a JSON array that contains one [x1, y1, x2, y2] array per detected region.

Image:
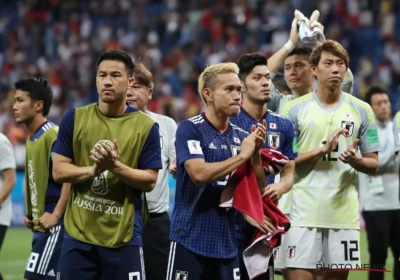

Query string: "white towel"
[[295, 10, 325, 50]]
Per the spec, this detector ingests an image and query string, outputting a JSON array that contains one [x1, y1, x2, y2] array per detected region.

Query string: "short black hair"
[[96, 50, 135, 77], [287, 46, 313, 60], [364, 85, 391, 105], [236, 53, 268, 81], [272, 73, 290, 93], [14, 77, 53, 116]]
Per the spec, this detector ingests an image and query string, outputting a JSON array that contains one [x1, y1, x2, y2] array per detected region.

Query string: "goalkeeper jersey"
[[282, 91, 380, 229]]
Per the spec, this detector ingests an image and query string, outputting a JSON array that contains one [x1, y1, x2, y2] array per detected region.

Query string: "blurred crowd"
[[0, 0, 399, 168]]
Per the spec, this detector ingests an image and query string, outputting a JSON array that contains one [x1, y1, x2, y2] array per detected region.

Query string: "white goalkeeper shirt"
[[146, 111, 177, 214]]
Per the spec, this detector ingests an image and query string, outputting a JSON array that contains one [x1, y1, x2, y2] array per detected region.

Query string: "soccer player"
[[13, 77, 71, 279], [394, 110, 400, 201], [52, 50, 162, 279], [231, 53, 297, 280], [126, 62, 177, 280], [167, 62, 267, 280], [359, 86, 400, 280], [282, 40, 379, 280], [267, 14, 353, 114], [0, 132, 16, 280]]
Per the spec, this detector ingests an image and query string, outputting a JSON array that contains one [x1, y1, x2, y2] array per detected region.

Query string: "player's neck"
[[292, 86, 312, 98], [98, 101, 127, 116], [26, 116, 47, 136], [315, 86, 341, 107], [242, 100, 267, 121], [205, 110, 229, 133]]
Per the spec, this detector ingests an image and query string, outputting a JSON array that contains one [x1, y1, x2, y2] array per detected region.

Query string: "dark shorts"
[[57, 236, 145, 280], [24, 225, 64, 280], [143, 212, 170, 280], [166, 241, 240, 280]]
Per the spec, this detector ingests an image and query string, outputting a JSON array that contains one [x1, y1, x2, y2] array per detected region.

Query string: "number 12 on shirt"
[[322, 141, 339, 162]]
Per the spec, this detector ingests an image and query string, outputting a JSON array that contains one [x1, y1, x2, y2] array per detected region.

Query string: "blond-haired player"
[[166, 63, 267, 280]]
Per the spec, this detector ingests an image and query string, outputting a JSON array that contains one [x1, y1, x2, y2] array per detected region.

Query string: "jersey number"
[[129, 272, 140, 280], [341, 240, 359, 261], [322, 141, 339, 162], [26, 252, 40, 273]]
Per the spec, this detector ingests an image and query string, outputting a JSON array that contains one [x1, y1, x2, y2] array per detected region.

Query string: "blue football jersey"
[[230, 107, 298, 240], [171, 113, 249, 259]]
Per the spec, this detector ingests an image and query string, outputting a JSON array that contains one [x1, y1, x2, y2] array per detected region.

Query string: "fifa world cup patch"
[[267, 132, 280, 150], [287, 246, 296, 259], [176, 270, 188, 280], [187, 140, 203, 155]]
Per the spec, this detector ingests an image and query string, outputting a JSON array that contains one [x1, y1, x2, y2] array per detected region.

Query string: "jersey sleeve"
[[358, 105, 380, 154], [282, 119, 298, 159], [138, 123, 162, 170], [267, 86, 282, 113], [167, 118, 177, 163], [282, 104, 300, 139], [52, 109, 75, 161], [176, 120, 204, 166], [393, 112, 400, 154], [0, 134, 16, 171]]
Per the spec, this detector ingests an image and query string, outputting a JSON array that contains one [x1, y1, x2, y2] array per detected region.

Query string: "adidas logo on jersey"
[[208, 142, 217, 149], [47, 269, 56, 276]]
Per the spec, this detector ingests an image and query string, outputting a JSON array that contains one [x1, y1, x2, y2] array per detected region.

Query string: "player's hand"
[[290, 14, 300, 46], [170, 156, 177, 179], [308, 10, 325, 34], [240, 134, 258, 160], [339, 139, 360, 164], [263, 182, 287, 203], [251, 120, 267, 153], [244, 214, 276, 234], [322, 128, 348, 155], [90, 139, 120, 170], [24, 216, 34, 230], [38, 212, 59, 230]]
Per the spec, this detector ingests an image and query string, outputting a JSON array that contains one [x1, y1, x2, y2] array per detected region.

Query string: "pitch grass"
[[0, 228, 394, 280]]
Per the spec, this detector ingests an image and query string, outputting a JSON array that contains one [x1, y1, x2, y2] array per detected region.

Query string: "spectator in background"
[[360, 86, 400, 280]]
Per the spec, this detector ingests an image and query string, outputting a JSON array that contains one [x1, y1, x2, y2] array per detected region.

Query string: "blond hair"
[[197, 63, 239, 104], [133, 62, 154, 89]]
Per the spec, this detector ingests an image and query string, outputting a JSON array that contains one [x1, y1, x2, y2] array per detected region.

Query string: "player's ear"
[[311, 64, 318, 77], [203, 88, 213, 103], [148, 88, 153, 100], [34, 100, 44, 113], [128, 77, 135, 88]]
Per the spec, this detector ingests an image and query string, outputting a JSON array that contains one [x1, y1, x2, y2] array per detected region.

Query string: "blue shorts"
[[57, 237, 145, 280], [166, 241, 240, 280], [24, 225, 64, 280]]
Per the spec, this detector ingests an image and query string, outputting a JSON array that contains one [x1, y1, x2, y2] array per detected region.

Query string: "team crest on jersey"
[[176, 270, 188, 280], [91, 140, 114, 196], [267, 132, 280, 150], [341, 121, 354, 138], [231, 145, 241, 156], [273, 248, 279, 260], [287, 246, 296, 259]]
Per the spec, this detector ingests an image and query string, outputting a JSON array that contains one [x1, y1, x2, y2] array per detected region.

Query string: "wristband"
[[284, 40, 296, 53]]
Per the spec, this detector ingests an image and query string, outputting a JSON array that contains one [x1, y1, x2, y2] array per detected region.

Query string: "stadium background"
[[0, 0, 399, 279]]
